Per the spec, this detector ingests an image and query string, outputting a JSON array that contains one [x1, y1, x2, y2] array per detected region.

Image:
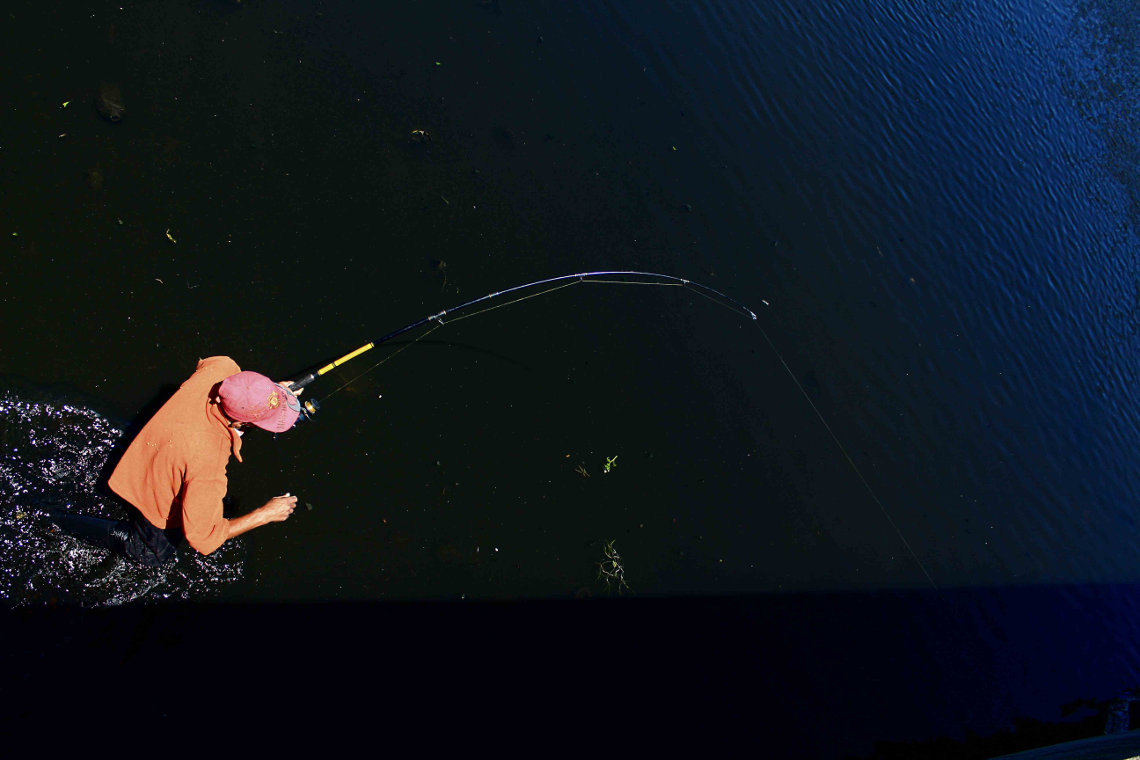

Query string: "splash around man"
[[56, 357, 302, 566]]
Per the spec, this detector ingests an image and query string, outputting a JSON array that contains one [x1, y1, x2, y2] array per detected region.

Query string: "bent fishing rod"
[[285, 270, 757, 418], [282, 268, 939, 588]]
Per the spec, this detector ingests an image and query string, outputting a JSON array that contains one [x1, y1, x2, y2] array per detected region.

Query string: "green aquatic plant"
[[597, 540, 628, 594]]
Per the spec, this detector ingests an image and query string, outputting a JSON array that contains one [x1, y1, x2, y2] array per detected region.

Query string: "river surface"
[[5, 0, 1140, 755]]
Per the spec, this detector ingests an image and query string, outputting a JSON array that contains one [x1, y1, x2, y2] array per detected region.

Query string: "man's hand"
[[277, 381, 303, 397], [260, 493, 298, 523], [225, 493, 299, 542]]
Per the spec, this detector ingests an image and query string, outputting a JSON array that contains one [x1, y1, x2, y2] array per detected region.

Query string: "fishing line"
[[322, 323, 444, 399], [752, 326, 939, 589], [422, 279, 582, 329], [316, 281, 585, 400], [296, 272, 750, 405], [290, 270, 935, 588]]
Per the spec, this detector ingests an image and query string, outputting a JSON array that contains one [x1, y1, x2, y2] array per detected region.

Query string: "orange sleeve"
[[180, 451, 232, 555]]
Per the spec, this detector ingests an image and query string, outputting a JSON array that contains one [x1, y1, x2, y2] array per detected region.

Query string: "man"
[[56, 356, 301, 566]]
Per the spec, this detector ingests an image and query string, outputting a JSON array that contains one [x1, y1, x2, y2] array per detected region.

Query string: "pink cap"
[[217, 371, 301, 432]]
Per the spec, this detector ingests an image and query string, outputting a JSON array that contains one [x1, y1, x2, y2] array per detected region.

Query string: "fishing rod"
[[283, 268, 939, 589], [285, 270, 757, 418]]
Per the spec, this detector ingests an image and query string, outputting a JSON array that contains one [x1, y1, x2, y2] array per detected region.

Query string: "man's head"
[[217, 371, 301, 432]]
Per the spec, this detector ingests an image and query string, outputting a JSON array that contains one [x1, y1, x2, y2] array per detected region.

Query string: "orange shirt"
[[108, 356, 244, 555]]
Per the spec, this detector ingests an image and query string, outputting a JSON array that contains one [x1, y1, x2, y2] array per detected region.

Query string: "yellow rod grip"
[[317, 343, 375, 376]]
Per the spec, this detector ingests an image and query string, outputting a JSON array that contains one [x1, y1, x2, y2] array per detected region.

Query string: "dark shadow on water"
[[5, 585, 1140, 756]]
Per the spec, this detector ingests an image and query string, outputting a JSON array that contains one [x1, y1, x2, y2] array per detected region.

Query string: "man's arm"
[[226, 494, 298, 540]]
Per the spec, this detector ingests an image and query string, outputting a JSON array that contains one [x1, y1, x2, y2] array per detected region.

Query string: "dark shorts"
[[49, 505, 180, 568], [121, 508, 180, 568]]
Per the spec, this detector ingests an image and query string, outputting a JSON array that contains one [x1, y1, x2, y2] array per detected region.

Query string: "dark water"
[[5, 0, 1140, 754]]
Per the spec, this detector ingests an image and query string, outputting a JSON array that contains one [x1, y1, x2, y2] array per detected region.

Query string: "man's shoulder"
[[171, 356, 241, 400], [193, 356, 241, 379], [178, 425, 232, 469]]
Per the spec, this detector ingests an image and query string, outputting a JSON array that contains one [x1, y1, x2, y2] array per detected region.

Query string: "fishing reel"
[[284, 378, 321, 423], [299, 397, 320, 422]]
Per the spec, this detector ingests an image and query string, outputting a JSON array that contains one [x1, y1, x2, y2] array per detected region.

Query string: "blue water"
[[5, 0, 1140, 754], [586, 0, 1140, 590]]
